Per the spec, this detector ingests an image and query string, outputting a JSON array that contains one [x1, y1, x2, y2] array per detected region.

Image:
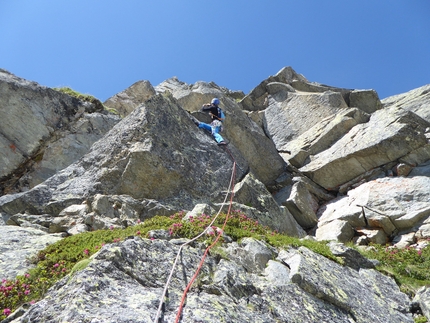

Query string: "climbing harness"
[[153, 158, 237, 323]]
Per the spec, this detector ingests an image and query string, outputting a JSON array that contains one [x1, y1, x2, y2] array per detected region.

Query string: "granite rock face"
[[0, 226, 62, 280], [1, 68, 430, 322], [7, 238, 413, 323], [0, 69, 120, 194]]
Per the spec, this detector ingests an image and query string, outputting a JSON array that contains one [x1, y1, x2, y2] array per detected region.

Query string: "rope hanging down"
[[174, 161, 236, 323], [153, 157, 237, 323]]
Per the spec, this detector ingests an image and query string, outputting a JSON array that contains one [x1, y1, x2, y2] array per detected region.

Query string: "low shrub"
[[2, 209, 428, 320]]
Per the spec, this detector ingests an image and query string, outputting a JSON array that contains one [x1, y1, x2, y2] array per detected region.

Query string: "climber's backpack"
[[218, 107, 226, 122]]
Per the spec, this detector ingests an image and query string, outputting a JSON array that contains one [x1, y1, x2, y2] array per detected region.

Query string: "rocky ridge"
[[1, 66, 430, 322]]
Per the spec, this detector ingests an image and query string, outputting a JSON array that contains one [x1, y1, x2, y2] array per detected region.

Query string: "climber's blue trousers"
[[198, 120, 224, 143]]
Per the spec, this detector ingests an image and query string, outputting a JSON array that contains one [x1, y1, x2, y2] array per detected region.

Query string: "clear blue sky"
[[1, 1, 429, 102]]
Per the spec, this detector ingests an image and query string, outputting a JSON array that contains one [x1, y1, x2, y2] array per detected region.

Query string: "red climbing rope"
[[153, 149, 238, 323], [174, 161, 237, 323]]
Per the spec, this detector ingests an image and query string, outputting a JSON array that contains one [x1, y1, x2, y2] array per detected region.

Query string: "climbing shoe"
[[218, 141, 228, 146]]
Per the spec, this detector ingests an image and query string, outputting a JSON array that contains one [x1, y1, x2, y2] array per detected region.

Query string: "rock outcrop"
[[1, 67, 430, 322], [381, 84, 430, 122], [299, 106, 430, 190], [103, 80, 156, 117], [315, 176, 430, 244], [0, 226, 63, 280], [0, 69, 121, 194], [6, 237, 413, 323]]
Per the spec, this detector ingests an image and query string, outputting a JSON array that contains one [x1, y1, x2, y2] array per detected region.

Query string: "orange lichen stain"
[[9, 144, 16, 153]]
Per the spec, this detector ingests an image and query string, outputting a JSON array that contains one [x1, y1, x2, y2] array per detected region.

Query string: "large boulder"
[[382, 84, 430, 122], [280, 246, 412, 322], [264, 90, 349, 151], [231, 173, 305, 237], [283, 107, 370, 168], [240, 66, 308, 111], [316, 176, 430, 243], [0, 69, 120, 194], [299, 106, 430, 190], [155, 77, 244, 112]]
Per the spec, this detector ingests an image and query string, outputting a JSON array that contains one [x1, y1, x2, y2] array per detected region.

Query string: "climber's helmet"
[[211, 98, 220, 106]]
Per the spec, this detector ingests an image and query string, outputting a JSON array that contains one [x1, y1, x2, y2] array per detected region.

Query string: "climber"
[[195, 98, 227, 146]]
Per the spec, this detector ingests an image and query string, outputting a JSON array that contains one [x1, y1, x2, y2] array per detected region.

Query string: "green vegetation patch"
[[357, 243, 430, 297], [2, 209, 429, 321], [53, 86, 118, 115], [54, 87, 101, 105]]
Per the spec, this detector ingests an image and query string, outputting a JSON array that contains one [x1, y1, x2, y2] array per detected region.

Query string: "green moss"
[[355, 243, 430, 298], [53, 87, 119, 115], [415, 315, 428, 323], [69, 258, 91, 278], [54, 87, 99, 104]]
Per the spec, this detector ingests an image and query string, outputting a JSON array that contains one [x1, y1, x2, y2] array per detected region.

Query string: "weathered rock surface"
[[7, 237, 413, 323], [231, 173, 305, 237], [103, 80, 156, 117], [283, 107, 370, 168], [299, 106, 430, 190], [280, 246, 411, 322], [0, 94, 239, 215], [265, 90, 350, 151], [382, 84, 430, 122], [240, 66, 308, 111], [0, 226, 62, 280], [0, 69, 120, 194], [316, 176, 430, 243], [155, 78, 286, 188], [0, 92, 298, 235], [2, 67, 430, 322], [413, 286, 430, 320]]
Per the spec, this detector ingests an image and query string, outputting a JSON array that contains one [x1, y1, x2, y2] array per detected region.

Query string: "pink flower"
[[83, 249, 89, 255], [136, 231, 141, 235], [24, 289, 30, 295], [109, 226, 114, 230], [137, 219, 141, 224], [24, 273, 30, 278], [53, 263, 59, 268], [206, 227, 215, 236], [418, 250, 423, 256], [3, 308, 11, 316]]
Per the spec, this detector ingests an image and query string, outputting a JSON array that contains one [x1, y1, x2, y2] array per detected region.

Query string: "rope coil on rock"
[[153, 150, 237, 323]]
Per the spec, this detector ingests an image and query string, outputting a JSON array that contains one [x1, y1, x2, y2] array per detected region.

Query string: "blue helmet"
[[211, 98, 220, 105]]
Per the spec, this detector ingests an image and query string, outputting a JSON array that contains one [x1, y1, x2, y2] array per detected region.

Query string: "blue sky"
[[1, 1, 429, 102]]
